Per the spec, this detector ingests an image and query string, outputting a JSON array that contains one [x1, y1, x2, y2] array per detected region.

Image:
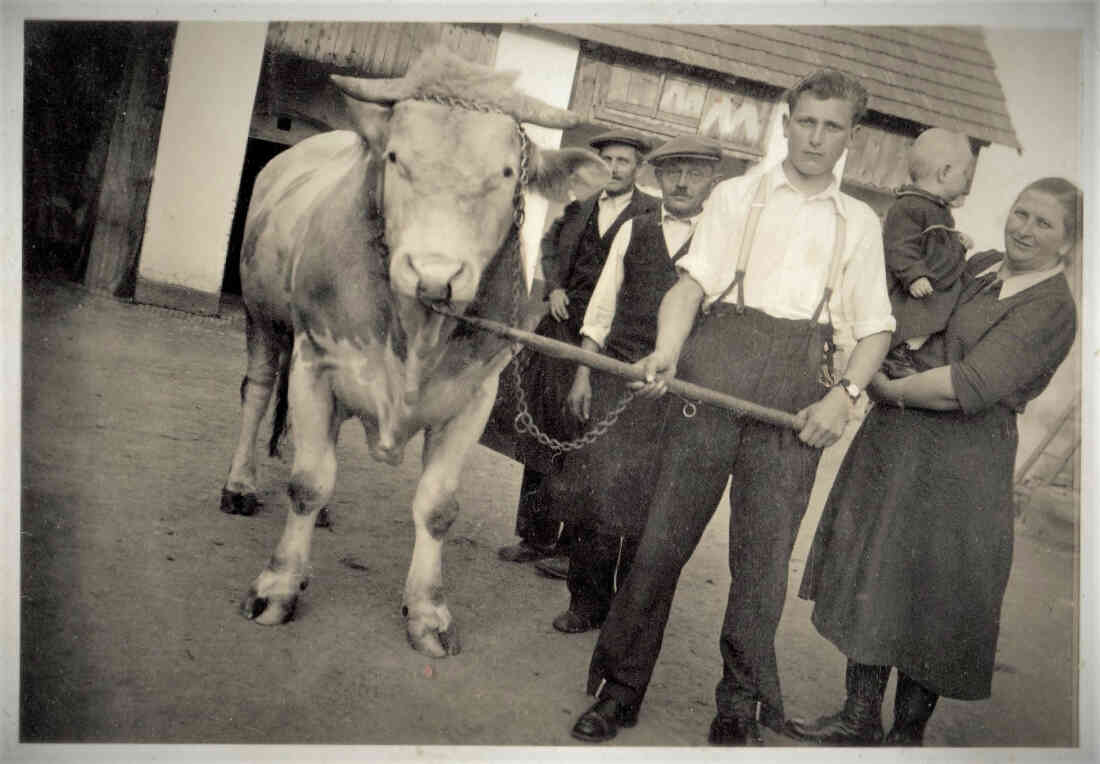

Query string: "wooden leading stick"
[[451, 312, 800, 431]]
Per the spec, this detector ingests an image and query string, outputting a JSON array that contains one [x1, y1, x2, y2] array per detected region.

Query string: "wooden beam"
[[83, 25, 175, 297]]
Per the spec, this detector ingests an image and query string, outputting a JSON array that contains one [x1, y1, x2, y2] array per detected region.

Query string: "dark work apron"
[[546, 227, 694, 538]]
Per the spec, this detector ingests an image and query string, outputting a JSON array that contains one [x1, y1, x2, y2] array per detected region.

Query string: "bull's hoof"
[[406, 620, 461, 658], [240, 587, 298, 625], [220, 488, 259, 516]]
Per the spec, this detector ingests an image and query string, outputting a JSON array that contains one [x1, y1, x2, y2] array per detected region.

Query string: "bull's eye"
[[502, 166, 514, 178], [387, 151, 397, 163]]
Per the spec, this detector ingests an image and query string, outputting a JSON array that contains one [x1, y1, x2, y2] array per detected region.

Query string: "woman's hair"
[[783, 70, 869, 126], [1019, 177, 1083, 259]]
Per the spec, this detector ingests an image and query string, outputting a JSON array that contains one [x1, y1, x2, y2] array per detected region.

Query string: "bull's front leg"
[[241, 346, 342, 625], [404, 372, 503, 657]]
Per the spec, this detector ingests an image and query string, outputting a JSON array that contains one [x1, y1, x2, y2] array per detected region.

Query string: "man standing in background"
[[494, 131, 659, 578]]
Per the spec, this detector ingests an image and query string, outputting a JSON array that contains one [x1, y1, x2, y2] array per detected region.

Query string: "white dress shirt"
[[677, 162, 896, 348], [581, 207, 702, 348], [596, 188, 635, 237]]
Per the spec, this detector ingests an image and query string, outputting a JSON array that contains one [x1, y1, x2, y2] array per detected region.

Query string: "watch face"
[[844, 383, 860, 399]]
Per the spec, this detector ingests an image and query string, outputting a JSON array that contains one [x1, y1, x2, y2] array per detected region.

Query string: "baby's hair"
[[908, 128, 972, 182], [783, 70, 869, 125]]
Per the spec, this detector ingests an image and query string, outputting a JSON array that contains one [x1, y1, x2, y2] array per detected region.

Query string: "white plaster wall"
[[138, 22, 268, 294], [493, 26, 580, 291]]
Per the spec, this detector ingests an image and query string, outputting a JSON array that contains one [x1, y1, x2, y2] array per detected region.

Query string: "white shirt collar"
[[598, 187, 634, 209], [976, 259, 1065, 300], [660, 206, 703, 227], [768, 161, 848, 219]]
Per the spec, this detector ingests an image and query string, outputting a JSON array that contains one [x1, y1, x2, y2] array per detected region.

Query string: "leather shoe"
[[708, 714, 763, 746], [497, 541, 556, 563], [534, 555, 569, 580], [884, 724, 924, 746], [552, 610, 602, 633], [571, 696, 638, 743], [784, 702, 883, 745]]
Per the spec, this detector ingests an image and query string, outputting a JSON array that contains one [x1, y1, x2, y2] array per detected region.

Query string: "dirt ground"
[[16, 277, 1079, 754]]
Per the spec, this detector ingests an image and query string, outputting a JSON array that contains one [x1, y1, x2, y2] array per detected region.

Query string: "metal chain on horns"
[[416, 93, 634, 453]]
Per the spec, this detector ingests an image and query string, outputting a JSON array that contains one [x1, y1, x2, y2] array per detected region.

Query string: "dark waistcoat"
[[563, 205, 634, 307], [604, 214, 691, 362]]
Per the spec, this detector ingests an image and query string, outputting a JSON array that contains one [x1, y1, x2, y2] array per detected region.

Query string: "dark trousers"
[[514, 467, 564, 549], [586, 307, 826, 721], [567, 527, 640, 623]]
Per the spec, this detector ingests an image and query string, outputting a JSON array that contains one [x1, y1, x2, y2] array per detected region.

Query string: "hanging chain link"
[[503, 125, 635, 454], [411, 95, 634, 453]]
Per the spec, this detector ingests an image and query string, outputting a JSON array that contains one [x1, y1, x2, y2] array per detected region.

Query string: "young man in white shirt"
[[571, 70, 895, 746]]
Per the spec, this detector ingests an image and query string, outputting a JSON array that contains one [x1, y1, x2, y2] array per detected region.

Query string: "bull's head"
[[331, 48, 610, 312]]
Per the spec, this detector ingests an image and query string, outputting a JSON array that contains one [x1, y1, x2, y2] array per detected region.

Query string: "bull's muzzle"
[[404, 254, 467, 305], [417, 280, 452, 304]]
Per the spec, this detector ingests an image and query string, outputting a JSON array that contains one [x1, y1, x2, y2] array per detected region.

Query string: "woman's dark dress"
[[799, 250, 1076, 700]]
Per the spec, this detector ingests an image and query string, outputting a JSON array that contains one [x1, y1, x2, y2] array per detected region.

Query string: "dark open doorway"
[[221, 137, 290, 296]]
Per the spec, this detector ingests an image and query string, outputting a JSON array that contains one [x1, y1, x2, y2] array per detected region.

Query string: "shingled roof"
[[536, 24, 1020, 150]]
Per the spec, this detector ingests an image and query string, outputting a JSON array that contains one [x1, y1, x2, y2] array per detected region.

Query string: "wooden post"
[[83, 24, 175, 297]]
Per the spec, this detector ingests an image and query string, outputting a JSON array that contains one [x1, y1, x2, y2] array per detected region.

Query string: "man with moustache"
[[545, 136, 723, 634], [496, 131, 659, 574], [570, 70, 895, 746]]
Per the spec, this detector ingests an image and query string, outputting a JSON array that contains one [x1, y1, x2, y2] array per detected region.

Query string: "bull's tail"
[[268, 349, 291, 458]]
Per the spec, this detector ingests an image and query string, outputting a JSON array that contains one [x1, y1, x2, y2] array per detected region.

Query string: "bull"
[[220, 48, 609, 657]]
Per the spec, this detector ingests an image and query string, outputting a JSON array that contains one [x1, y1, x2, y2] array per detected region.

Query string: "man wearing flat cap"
[[540, 135, 723, 634], [495, 131, 660, 573]]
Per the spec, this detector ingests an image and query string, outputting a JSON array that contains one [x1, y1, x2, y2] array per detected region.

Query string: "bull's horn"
[[331, 74, 415, 104], [505, 92, 583, 129]]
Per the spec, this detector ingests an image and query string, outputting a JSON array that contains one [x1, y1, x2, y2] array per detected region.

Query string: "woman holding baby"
[[785, 176, 1080, 746]]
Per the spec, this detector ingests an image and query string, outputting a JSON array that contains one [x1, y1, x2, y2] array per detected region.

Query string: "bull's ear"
[[526, 146, 610, 203], [341, 96, 393, 157]]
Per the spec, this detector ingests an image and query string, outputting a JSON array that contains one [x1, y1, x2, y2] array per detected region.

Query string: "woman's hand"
[[566, 372, 592, 421], [629, 349, 677, 399], [548, 289, 570, 321], [867, 371, 898, 405]]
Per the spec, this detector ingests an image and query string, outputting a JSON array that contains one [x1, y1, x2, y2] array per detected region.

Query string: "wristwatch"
[[836, 378, 861, 403]]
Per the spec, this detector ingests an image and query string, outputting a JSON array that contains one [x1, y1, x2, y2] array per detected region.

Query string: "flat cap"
[[589, 130, 652, 153], [647, 135, 724, 164]]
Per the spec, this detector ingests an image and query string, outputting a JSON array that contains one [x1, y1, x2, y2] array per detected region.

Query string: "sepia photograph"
[[3, 2, 1097, 761]]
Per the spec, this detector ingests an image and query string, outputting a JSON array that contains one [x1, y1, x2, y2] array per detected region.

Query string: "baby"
[[881, 127, 975, 378]]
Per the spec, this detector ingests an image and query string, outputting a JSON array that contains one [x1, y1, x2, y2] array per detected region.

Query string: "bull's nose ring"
[[416, 281, 452, 304]]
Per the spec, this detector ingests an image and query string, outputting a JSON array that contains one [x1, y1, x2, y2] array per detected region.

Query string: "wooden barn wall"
[[568, 42, 929, 208], [539, 24, 1019, 150], [253, 23, 501, 144], [569, 44, 780, 164], [23, 22, 174, 282], [265, 22, 499, 75]]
